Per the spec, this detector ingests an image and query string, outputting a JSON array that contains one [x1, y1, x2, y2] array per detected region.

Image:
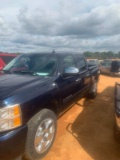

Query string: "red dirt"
[[43, 75, 120, 160]]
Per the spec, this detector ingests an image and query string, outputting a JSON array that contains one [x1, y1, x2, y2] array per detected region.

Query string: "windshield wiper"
[[0, 70, 11, 73], [0, 70, 36, 75], [12, 70, 35, 74]]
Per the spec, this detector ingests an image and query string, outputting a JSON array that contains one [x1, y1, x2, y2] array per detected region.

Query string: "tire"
[[23, 109, 57, 160], [87, 81, 98, 99]]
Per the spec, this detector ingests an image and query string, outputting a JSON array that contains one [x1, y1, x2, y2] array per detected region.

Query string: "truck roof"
[[23, 51, 83, 56]]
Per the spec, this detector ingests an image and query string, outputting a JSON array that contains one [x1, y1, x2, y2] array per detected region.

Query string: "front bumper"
[[0, 125, 28, 160]]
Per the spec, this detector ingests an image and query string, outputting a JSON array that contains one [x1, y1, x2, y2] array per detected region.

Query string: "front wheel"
[[87, 81, 98, 99], [23, 109, 57, 160]]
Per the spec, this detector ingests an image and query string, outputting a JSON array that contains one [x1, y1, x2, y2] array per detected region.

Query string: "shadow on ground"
[[67, 86, 120, 160], [100, 73, 120, 78]]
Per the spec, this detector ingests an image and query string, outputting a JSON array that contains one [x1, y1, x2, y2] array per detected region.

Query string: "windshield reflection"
[[3, 54, 58, 76]]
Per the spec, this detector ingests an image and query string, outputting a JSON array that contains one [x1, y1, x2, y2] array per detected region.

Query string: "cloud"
[[9, 33, 120, 53], [0, 0, 120, 52], [18, 3, 120, 38]]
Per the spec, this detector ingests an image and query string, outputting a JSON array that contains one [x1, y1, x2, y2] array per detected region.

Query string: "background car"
[[0, 52, 18, 70], [87, 59, 100, 66], [100, 59, 112, 74], [111, 60, 120, 76], [100, 59, 120, 76], [114, 83, 120, 141]]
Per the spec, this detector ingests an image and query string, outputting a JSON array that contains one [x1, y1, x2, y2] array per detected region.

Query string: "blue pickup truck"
[[0, 52, 100, 160]]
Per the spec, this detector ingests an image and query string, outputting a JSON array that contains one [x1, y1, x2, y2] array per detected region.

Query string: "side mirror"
[[63, 67, 79, 76]]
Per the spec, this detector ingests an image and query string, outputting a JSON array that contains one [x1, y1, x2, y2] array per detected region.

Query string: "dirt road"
[[43, 75, 120, 160]]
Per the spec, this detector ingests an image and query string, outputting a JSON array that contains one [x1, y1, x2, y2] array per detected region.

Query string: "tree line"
[[83, 51, 120, 59]]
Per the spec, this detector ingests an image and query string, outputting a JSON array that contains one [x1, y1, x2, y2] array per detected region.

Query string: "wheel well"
[[42, 99, 60, 117]]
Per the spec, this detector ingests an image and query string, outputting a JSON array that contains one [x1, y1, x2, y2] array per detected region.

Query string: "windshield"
[[3, 54, 58, 76]]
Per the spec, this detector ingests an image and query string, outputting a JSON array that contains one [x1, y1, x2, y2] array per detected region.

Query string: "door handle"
[[76, 78, 81, 82], [86, 73, 90, 77]]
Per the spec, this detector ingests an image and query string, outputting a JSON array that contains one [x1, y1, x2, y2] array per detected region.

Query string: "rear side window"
[[76, 55, 87, 71]]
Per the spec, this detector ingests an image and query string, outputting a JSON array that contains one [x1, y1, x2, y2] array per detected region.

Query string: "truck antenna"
[[52, 49, 55, 54]]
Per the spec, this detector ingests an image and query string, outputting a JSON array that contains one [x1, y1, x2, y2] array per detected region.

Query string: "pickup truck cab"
[[0, 52, 100, 160]]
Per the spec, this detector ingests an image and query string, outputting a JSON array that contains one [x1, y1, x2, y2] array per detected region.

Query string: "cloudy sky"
[[0, 0, 120, 53]]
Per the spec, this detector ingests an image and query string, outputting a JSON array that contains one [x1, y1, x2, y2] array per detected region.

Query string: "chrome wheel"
[[34, 118, 55, 154], [87, 81, 98, 99], [92, 82, 97, 93]]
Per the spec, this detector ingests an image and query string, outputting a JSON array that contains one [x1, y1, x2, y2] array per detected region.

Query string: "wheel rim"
[[93, 82, 97, 93], [34, 118, 55, 154]]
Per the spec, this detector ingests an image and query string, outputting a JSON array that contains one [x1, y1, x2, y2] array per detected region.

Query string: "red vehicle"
[[0, 52, 18, 70]]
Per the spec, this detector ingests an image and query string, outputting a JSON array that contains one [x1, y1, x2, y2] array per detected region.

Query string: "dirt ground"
[[43, 75, 120, 160]]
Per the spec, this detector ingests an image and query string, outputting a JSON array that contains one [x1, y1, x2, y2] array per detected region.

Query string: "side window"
[[62, 55, 76, 70], [76, 55, 87, 71]]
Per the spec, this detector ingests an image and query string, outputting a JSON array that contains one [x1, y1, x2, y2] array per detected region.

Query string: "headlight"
[[0, 104, 22, 132]]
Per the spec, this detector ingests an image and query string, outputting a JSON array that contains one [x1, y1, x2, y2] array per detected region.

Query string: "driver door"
[[57, 54, 81, 112]]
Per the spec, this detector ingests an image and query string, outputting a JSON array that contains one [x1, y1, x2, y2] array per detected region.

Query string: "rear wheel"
[[87, 81, 98, 99], [23, 109, 57, 160]]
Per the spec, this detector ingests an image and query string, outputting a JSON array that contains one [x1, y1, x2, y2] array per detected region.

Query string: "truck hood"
[[0, 73, 51, 99]]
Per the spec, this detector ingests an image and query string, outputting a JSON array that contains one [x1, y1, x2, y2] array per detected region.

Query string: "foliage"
[[83, 51, 120, 59]]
